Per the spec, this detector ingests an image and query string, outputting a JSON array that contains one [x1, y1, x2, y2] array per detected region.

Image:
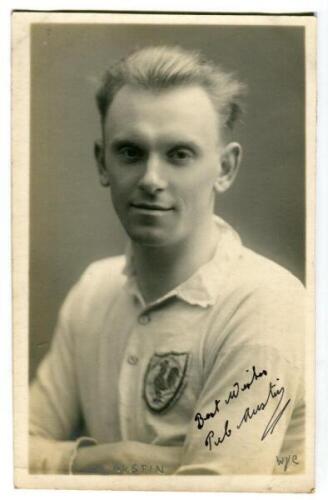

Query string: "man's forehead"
[[106, 84, 218, 118], [104, 84, 222, 143]]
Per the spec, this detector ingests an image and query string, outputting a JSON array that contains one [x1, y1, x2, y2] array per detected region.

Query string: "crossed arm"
[[29, 342, 304, 475], [29, 434, 183, 474], [29, 330, 184, 474], [29, 279, 305, 475]]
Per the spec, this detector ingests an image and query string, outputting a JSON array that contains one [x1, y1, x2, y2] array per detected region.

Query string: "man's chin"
[[126, 227, 171, 247]]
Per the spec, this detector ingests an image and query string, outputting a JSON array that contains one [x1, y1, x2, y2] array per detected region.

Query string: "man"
[[29, 46, 305, 475]]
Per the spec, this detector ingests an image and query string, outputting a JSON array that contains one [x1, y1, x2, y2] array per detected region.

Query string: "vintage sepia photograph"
[[12, 12, 316, 492]]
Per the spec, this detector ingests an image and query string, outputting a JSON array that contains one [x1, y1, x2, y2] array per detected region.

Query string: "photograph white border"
[[12, 11, 316, 492], [2, 1, 327, 498]]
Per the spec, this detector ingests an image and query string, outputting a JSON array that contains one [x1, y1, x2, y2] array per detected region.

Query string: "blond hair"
[[96, 45, 246, 131]]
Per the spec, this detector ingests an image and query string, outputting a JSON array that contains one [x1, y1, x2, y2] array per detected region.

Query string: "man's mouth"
[[130, 202, 173, 212]]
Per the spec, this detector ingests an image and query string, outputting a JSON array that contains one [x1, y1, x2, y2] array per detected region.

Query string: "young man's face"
[[97, 84, 238, 247]]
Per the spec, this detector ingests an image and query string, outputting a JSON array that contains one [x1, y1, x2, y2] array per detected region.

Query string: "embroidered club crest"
[[143, 352, 189, 412]]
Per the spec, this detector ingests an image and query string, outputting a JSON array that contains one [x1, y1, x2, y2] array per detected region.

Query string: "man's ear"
[[215, 142, 242, 193], [94, 140, 110, 187]]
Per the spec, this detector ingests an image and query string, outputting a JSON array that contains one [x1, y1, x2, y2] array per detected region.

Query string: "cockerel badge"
[[143, 352, 189, 412]]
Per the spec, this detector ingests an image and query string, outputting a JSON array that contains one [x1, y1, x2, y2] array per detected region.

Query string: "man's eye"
[[168, 148, 194, 164], [118, 146, 143, 163]]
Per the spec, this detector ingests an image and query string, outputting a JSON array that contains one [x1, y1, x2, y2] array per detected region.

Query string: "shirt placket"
[[118, 307, 153, 441]]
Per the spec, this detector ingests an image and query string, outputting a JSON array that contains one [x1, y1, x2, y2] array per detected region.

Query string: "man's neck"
[[131, 218, 219, 304]]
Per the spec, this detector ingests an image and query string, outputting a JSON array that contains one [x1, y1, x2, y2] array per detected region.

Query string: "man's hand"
[[73, 441, 183, 475]]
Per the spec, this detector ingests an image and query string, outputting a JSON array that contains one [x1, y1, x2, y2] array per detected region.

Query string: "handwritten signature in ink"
[[193, 367, 291, 450]]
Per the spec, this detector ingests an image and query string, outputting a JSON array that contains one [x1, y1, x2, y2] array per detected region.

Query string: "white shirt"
[[30, 216, 305, 474]]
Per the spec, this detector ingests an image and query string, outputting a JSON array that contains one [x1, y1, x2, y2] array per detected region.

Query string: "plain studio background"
[[29, 23, 305, 379]]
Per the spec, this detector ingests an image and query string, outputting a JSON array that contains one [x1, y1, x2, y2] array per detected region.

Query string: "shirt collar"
[[122, 215, 242, 309]]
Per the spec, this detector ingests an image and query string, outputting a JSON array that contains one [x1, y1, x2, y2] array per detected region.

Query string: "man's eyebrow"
[[109, 138, 144, 151], [109, 136, 203, 153], [168, 140, 201, 152]]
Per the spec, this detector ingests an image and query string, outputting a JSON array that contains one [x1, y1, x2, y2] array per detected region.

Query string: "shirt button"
[[138, 314, 150, 325], [127, 355, 139, 365]]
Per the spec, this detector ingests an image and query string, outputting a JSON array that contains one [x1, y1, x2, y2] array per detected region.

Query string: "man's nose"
[[138, 155, 167, 194]]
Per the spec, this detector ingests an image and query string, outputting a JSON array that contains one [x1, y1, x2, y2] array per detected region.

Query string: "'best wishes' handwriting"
[[194, 366, 291, 450]]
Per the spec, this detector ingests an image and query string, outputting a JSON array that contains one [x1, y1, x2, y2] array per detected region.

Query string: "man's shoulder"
[[231, 246, 305, 297], [206, 246, 306, 368], [215, 245, 306, 338], [82, 254, 127, 280], [55, 255, 128, 349], [64, 255, 127, 311], [214, 217, 304, 299], [78, 254, 127, 293]]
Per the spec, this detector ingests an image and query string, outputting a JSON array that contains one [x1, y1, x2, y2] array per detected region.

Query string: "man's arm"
[[173, 282, 305, 475], [72, 441, 183, 474], [29, 281, 85, 474], [175, 346, 303, 475]]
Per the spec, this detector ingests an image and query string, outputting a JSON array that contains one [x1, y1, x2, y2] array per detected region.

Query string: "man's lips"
[[130, 202, 173, 211]]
